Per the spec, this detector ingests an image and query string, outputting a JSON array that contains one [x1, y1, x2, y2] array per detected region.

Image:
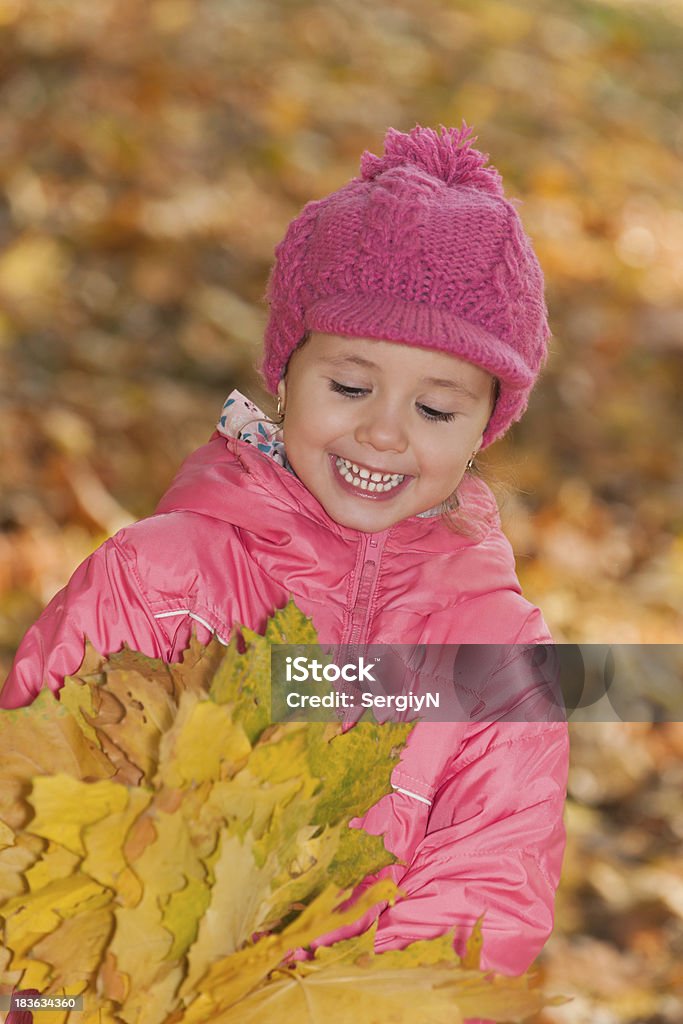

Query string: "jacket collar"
[[155, 423, 501, 553]]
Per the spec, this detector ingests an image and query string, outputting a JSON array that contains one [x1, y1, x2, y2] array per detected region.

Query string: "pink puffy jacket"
[[2, 432, 568, 977]]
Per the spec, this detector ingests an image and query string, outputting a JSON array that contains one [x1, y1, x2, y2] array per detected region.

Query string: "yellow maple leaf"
[[0, 832, 45, 902], [200, 924, 563, 1024], [32, 906, 113, 992], [92, 662, 177, 780], [178, 880, 400, 1022], [163, 874, 211, 960], [181, 830, 274, 996], [28, 774, 130, 856], [2, 873, 110, 964], [0, 688, 113, 831], [461, 913, 485, 969], [25, 841, 81, 892], [0, 820, 15, 851], [81, 786, 152, 907], [155, 692, 251, 787]]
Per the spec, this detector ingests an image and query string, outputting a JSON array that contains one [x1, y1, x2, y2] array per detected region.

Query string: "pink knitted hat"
[[261, 123, 550, 447]]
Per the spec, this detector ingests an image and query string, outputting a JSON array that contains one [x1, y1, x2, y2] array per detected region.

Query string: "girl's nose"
[[354, 403, 408, 454]]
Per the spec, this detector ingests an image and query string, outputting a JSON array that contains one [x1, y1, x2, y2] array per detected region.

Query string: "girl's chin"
[[331, 511, 403, 533], [322, 492, 414, 533]]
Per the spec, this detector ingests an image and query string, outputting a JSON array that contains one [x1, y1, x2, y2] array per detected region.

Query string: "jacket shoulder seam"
[[111, 534, 154, 608], [89, 536, 175, 652]]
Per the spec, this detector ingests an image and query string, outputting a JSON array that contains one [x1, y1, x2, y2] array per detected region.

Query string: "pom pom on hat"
[[261, 122, 550, 447], [359, 122, 504, 197]]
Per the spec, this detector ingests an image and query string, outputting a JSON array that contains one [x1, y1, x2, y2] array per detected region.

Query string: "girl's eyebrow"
[[320, 354, 480, 401], [320, 354, 378, 370], [421, 376, 479, 400]]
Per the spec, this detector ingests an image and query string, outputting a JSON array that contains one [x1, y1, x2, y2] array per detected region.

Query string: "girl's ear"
[[274, 378, 286, 417]]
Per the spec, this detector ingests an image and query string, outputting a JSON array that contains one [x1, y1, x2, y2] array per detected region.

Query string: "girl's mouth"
[[331, 455, 411, 499]]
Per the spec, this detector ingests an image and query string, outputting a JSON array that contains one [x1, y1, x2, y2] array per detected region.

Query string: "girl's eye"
[[418, 404, 457, 423], [328, 380, 456, 422], [328, 380, 369, 398]]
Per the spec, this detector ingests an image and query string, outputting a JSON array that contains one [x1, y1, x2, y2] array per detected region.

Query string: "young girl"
[[2, 124, 568, 979]]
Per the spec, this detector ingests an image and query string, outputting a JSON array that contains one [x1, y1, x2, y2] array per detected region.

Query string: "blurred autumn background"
[[0, 0, 682, 1020]]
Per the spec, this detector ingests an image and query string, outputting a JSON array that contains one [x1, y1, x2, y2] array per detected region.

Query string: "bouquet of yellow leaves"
[[0, 602, 565, 1023]]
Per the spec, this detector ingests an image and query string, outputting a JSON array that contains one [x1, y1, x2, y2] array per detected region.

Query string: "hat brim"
[[303, 292, 536, 391], [303, 291, 540, 446]]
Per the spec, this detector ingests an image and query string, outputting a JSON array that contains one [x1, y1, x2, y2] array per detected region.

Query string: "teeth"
[[335, 457, 405, 492]]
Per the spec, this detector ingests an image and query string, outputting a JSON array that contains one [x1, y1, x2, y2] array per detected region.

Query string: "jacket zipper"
[[344, 530, 389, 645]]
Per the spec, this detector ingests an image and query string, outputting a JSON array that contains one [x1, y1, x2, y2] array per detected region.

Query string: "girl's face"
[[277, 333, 496, 533]]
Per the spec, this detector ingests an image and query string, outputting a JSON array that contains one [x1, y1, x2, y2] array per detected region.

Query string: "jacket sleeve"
[[0, 536, 173, 709], [372, 721, 569, 975]]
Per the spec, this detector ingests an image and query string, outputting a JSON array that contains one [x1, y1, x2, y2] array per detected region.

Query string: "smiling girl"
[[2, 124, 568, 981]]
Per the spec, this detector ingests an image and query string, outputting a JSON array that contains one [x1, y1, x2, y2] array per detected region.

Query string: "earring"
[[276, 395, 284, 418], [466, 451, 477, 471]]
